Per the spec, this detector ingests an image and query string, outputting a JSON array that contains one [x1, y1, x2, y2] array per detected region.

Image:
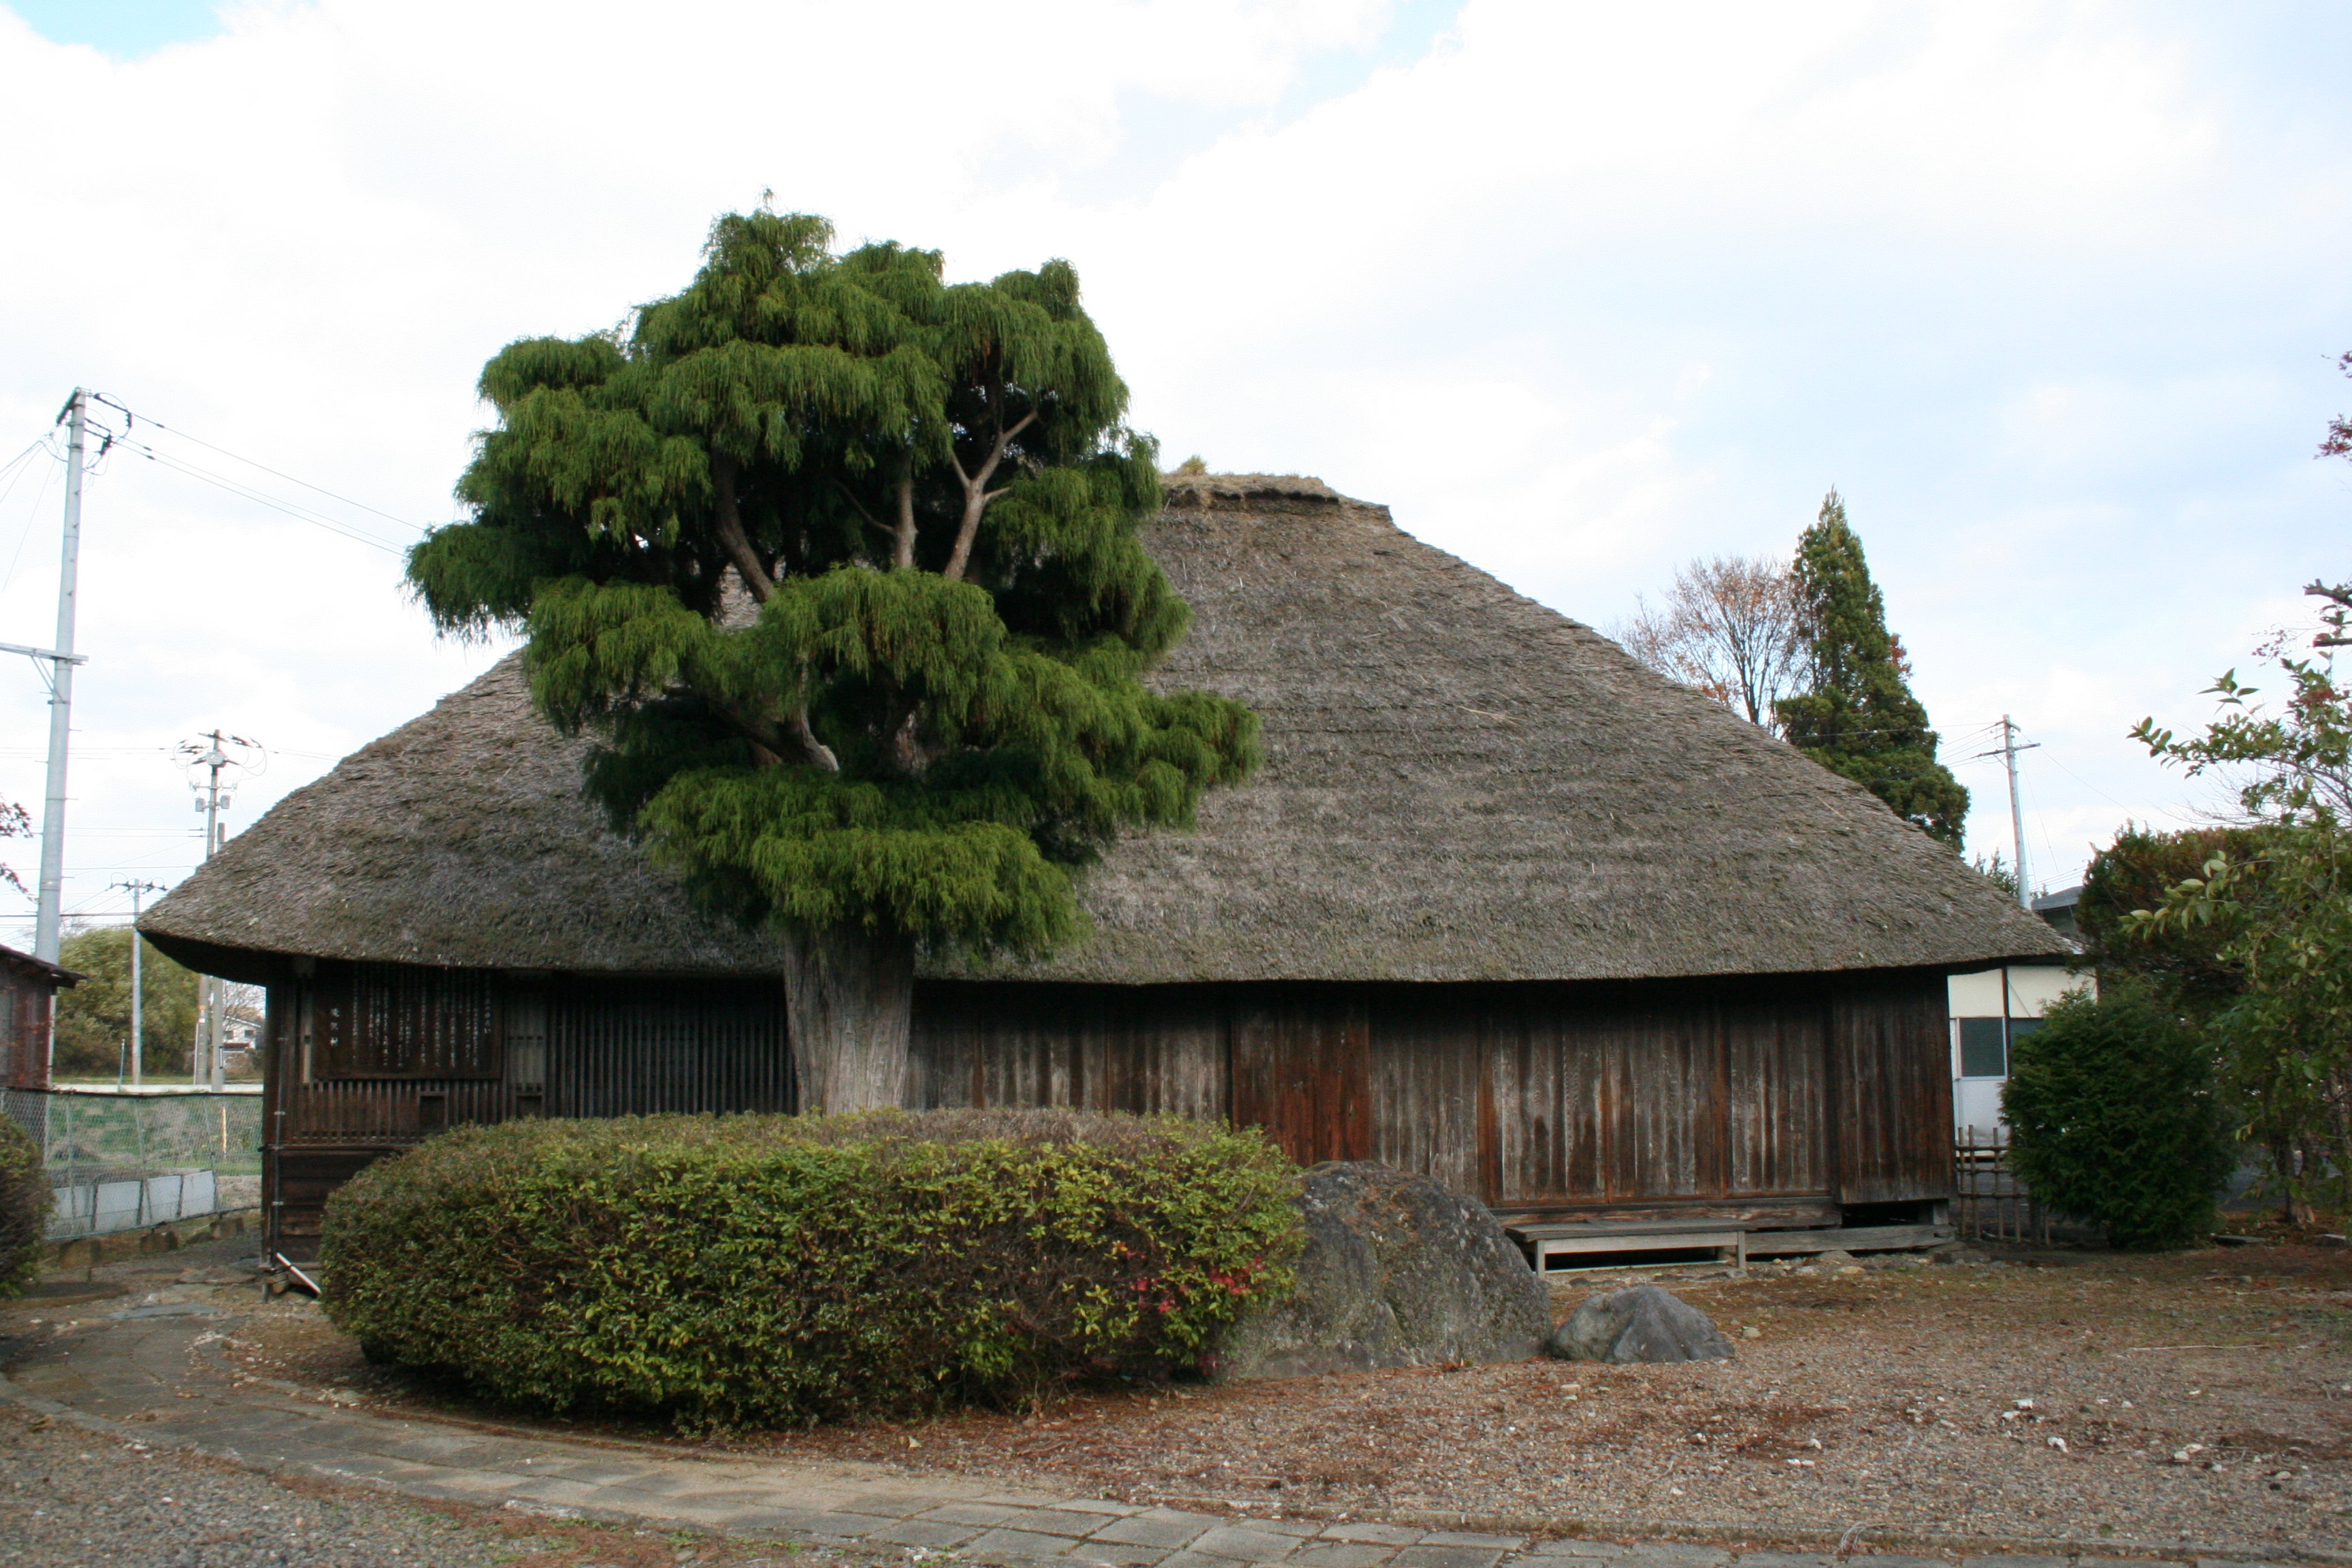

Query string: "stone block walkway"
[[0, 1292, 2292, 1568]]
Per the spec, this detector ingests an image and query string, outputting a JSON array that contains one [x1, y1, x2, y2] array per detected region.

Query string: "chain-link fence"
[[2, 1086, 263, 1239]]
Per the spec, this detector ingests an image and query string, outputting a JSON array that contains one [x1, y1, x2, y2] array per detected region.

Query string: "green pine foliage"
[[1774, 491, 1969, 847], [0, 1114, 45, 1298], [2002, 982, 2237, 1250], [406, 211, 1258, 959], [320, 1109, 1303, 1429]]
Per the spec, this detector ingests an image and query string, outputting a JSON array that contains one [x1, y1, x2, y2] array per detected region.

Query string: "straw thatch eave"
[[141, 474, 2067, 985]]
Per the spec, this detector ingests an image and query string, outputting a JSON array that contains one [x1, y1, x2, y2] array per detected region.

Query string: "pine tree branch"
[[831, 478, 893, 540], [710, 457, 777, 603], [786, 696, 839, 772], [893, 472, 917, 572], [942, 406, 1038, 583]]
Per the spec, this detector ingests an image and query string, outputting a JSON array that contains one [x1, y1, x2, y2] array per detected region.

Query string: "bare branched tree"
[[1612, 554, 1805, 729]]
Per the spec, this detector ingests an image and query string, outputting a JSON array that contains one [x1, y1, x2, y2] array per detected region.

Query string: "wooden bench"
[[1508, 1220, 1747, 1273]]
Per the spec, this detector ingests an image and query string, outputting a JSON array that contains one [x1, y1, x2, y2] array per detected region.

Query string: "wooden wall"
[[263, 964, 791, 1244], [0, 957, 60, 1092], [913, 970, 1953, 1225], [262, 960, 1953, 1248]]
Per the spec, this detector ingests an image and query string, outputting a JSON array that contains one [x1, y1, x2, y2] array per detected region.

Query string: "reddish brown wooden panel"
[[1369, 992, 1482, 1196], [0, 963, 57, 1091], [1827, 971, 1953, 1205], [1232, 985, 1371, 1167]]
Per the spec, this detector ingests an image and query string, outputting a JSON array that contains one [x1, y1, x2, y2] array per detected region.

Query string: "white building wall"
[[1948, 962, 2093, 1138]]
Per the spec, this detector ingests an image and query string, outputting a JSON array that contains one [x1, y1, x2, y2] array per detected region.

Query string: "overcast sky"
[[0, 0, 2346, 949]]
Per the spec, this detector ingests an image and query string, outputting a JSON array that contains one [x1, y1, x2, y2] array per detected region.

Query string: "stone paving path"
[[0, 1296, 2287, 1568]]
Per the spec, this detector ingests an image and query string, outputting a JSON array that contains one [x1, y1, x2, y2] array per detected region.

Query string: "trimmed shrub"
[[2002, 982, 2237, 1250], [322, 1108, 1300, 1428], [0, 1113, 46, 1298]]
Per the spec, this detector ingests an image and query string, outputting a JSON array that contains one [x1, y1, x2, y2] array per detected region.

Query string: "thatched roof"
[[143, 474, 2066, 984]]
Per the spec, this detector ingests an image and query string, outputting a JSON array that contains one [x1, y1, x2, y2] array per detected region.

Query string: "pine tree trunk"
[[782, 925, 915, 1113]]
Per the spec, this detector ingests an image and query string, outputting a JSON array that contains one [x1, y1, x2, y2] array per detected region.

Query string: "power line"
[[0, 436, 61, 598], [88, 393, 428, 537], [46, 392, 437, 555], [108, 436, 412, 554]]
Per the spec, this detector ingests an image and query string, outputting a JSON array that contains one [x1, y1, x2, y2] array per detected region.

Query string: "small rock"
[[1546, 1285, 1733, 1364], [1815, 1249, 1857, 1267], [1742, 1324, 1761, 1339]]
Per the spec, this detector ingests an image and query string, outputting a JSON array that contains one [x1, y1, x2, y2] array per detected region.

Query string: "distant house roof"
[[142, 474, 2068, 986], [2031, 884, 2084, 945], [2030, 885, 2081, 916], [0, 942, 81, 987]]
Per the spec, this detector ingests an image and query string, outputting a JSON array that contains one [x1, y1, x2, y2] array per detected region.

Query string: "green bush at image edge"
[[0, 1114, 46, 1298], [2002, 981, 2238, 1250], [321, 1108, 1302, 1429]]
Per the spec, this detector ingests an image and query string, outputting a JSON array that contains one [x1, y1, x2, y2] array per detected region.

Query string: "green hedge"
[[2003, 981, 2238, 1250], [0, 1114, 44, 1298], [322, 1108, 1300, 1428]]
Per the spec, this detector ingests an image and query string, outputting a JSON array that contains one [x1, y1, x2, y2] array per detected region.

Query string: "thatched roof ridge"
[[143, 475, 2066, 982]]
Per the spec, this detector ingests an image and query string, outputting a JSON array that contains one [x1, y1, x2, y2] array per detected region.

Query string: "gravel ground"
[[0, 1405, 890, 1568], [0, 1407, 521, 1567], [0, 1241, 830, 1568], [227, 1240, 2352, 1557]]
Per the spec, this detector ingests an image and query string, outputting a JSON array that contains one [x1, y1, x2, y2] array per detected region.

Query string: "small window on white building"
[[1958, 1017, 2006, 1077]]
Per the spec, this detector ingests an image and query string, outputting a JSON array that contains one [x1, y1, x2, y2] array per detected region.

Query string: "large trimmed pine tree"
[[1774, 490, 1969, 848], [408, 211, 1258, 1109]]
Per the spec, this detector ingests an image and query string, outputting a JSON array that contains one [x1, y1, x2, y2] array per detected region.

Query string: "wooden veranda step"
[[1506, 1220, 1955, 1271]]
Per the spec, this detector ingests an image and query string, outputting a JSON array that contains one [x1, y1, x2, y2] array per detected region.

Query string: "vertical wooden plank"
[[1489, 989, 1565, 1204], [1827, 971, 1953, 1205], [1597, 987, 1726, 1203], [1231, 985, 1371, 1166], [909, 983, 1229, 1121], [1368, 989, 1477, 1191], [1725, 994, 1827, 1196]]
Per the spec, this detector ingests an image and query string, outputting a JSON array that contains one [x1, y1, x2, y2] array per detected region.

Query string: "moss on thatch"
[[143, 475, 2065, 983]]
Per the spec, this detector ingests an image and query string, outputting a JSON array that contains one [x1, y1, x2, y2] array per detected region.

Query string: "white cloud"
[[0, 0, 2345, 936]]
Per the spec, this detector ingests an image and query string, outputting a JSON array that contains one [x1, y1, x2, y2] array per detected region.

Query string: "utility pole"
[[1996, 716, 2039, 911], [1967, 718, 2042, 909], [110, 880, 163, 1086], [31, 391, 89, 964], [179, 731, 258, 1087]]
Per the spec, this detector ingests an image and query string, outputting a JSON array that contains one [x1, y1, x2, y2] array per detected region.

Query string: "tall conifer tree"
[[1774, 490, 1968, 847], [407, 211, 1258, 1109]]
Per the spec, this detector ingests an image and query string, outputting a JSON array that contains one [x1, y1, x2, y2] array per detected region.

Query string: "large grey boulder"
[[1213, 1161, 1551, 1379], [1546, 1285, 1733, 1364]]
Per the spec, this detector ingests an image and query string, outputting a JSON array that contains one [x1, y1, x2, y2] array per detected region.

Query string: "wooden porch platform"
[[1507, 1219, 1953, 1272]]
